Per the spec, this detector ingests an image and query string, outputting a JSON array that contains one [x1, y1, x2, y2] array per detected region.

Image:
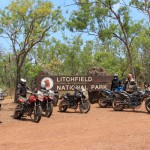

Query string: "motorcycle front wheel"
[[98, 96, 109, 108], [45, 103, 53, 118], [33, 105, 42, 123], [145, 99, 150, 113], [53, 97, 58, 106], [59, 101, 68, 112], [79, 100, 90, 113], [13, 104, 23, 119], [112, 96, 124, 111]]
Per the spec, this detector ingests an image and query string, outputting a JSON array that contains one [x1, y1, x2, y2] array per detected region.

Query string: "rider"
[[111, 74, 123, 91], [124, 73, 137, 93], [17, 78, 28, 99]]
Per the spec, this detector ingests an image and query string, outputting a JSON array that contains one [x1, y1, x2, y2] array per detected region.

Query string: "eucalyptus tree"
[[63, 35, 83, 75], [133, 26, 150, 82], [93, 40, 127, 77], [79, 40, 94, 75], [0, 51, 16, 94], [130, 0, 150, 22], [29, 38, 67, 76], [0, 0, 63, 102], [67, 0, 143, 77]]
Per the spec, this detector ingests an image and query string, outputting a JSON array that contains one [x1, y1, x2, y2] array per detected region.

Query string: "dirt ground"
[[0, 98, 150, 150]]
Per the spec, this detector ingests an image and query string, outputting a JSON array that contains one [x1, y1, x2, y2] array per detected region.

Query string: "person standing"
[[17, 78, 28, 100], [111, 74, 123, 91], [124, 74, 137, 93]]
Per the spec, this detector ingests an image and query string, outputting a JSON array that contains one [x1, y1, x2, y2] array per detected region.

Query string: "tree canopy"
[[0, 0, 149, 99]]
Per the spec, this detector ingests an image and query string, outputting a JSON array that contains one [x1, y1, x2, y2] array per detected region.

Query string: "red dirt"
[[0, 98, 150, 150]]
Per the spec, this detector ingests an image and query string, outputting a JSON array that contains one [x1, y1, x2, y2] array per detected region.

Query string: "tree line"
[[0, 0, 149, 101]]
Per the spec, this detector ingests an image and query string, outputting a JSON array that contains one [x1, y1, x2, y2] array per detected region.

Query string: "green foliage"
[[130, 0, 150, 21], [0, 0, 149, 92], [0, 0, 63, 100], [67, 0, 91, 31]]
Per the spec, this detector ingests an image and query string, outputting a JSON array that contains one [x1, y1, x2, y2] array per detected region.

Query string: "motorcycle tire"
[[79, 100, 90, 113], [98, 96, 109, 108], [45, 103, 53, 118], [59, 101, 68, 112], [53, 97, 58, 106], [13, 104, 23, 119], [145, 99, 150, 113], [112, 96, 124, 111], [33, 105, 42, 123]]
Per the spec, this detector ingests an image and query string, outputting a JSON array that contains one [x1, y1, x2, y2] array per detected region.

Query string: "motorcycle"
[[98, 89, 115, 108], [59, 86, 90, 113], [145, 96, 150, 113], [40, 89, 54, 117], [112, 89, 150, 111], [0, 89, 7, 110], [53, 91, 59, 106], [98, 87, 124, 108], [13, 90, 42, 123]]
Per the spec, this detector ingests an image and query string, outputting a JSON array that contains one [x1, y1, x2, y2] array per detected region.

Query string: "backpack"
[[126, 79, 137, 93]]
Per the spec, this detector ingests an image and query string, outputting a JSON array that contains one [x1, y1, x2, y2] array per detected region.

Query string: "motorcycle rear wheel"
[[13, 104, 23, 119], [112, 97, 124, 111], [145, 99, 150, 113], [33, 106, 42, 123], [45, 103, 53, 118], [98, 96, 109, 108], [59, 101, 68, 112], [79, 100, 90, 113]]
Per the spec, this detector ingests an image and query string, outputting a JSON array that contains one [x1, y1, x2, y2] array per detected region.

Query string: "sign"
[[36, 72, 113, 91], [41, 77, 54, 90]]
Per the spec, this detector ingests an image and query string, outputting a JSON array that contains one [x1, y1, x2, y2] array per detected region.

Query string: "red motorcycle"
[[13, 91, 42, 123], [40, 89, 54, 117]]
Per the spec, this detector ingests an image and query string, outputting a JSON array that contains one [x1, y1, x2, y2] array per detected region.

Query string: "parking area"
[[0, 98, 150, 150]]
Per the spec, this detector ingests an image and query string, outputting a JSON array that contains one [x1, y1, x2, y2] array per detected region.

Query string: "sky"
[[0, 0, 147, 53]]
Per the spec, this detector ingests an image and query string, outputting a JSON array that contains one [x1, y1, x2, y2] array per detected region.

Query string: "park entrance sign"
[[36, 72, 113, 91]]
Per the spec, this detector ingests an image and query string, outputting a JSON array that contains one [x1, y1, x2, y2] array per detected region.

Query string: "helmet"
[[20, 78, 26, 83], [114, 74, 118, 77]]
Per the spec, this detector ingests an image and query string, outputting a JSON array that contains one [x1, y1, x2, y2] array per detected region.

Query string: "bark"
[[14, 56, 21, 103]]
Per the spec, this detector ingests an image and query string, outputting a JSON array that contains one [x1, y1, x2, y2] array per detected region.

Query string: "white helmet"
[[20, 78, 26, 83], [114, 74, 118, 77]]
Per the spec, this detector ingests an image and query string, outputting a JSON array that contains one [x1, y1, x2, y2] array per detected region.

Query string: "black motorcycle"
[[13, 91, 42, 123], [112, 90, 150, 111], [145, 96, 150, 113], [0, 89, 7, 110], [59, 86, 90, 113], [98, 87, 124, 108], [98, 89, 115, 108], [53, 91, 59, 106]]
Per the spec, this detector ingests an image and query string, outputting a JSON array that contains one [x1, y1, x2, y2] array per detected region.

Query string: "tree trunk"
[[14, 65, 21, 103], [126, 45, 135, 79]]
